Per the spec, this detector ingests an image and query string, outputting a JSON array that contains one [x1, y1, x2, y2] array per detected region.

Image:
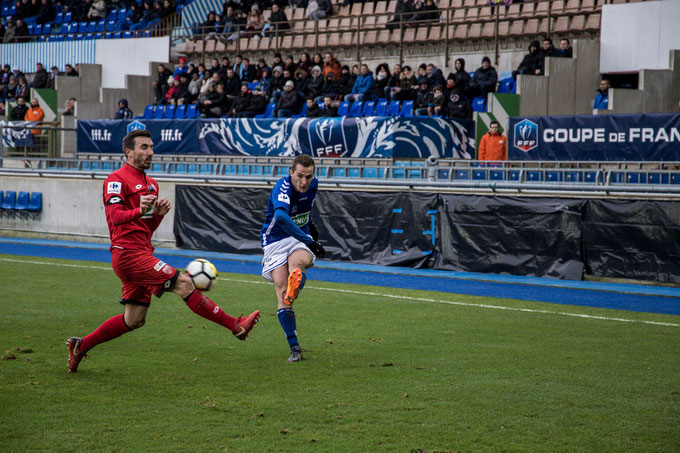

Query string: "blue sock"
[[299, 272, 306, 292], [277, 308, 298, 348]]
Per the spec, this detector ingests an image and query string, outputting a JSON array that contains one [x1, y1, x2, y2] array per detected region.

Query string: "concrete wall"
[[78, 64, 102, 103], [640, 69, 675, 113], [608, 88, 644, 114], [545, 56, 576, 116], [126, 74, 155, 117], [517, 75, 548, 116], [574, 39, 601, 115], [55, 76, 80, 109], [0, 175, 176, 244]]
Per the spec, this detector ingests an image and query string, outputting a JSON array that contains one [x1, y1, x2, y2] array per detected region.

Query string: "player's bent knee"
[[171, 272, 195, 298]]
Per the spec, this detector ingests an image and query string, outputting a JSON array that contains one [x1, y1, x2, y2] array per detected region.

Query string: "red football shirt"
[[103, 163, 163, 252]]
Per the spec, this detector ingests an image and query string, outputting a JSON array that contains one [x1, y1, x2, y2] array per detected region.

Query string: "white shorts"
[[261, 236, 316, 282]]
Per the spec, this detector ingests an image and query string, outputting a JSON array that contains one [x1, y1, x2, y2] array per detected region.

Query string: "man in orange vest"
[[478, 120, 507, 161], [24, 98, 45, 135]]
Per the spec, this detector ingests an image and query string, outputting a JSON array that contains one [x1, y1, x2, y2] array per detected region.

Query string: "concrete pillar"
[[60, 115, 76, 158], [573, 39, 601, 115], [608, 88, 644, 114], [74, 101, 103, 120], [78, 64, 102, 103], [670, 50, 680, 113], [640, 69, 674, 113], [101, 89, 128, 119], [125, 74, 154, 118], [545, 56, 576, 115], [517, 74, 548, 116], [55, 76, 80, 108]]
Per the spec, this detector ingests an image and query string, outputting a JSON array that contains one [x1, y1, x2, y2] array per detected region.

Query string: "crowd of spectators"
[[0, 0, 179, 43], [0, 62, 78, 102], [150, 51, 509, 120]]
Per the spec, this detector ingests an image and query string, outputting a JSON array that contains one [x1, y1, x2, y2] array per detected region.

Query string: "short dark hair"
[[489, 120, 500, 128], [291, 155, 315, 172], [122, 129, 152, 154]]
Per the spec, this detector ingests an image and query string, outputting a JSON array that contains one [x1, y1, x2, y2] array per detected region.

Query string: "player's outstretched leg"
[[66, 313, 133, 373], [234, 310, 261, 341], [285, 268, 305, 305], [66, 337, 86, 373]]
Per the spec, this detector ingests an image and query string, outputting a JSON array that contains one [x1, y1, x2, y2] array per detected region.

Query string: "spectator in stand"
[[421, 0, 440, 22], [445, 92, 471, 120], [3, 19, 16, 43], [229, 82, 251, 117], [114, 98, 133, 119], [555, 38, 573, 58], [283, 55, 297, 74], [163, 77, 179, 104], [224, 67, 242, 103], [384, 64, 402, 100], [306, 65, 324, 100], [153, 64, 173, 103], [322, 52, 341, 80], [238, 87, 267, 117], [15, 76, 28, 99], [47, 65, 60, 89], [256, 58, 271, 80], [161, 0, 175, 18], [125, 3, 144, 29], [65, 63, 79, 77], [12, 66, 25, 80], [255, 67, 272, 95], [345, 63, 374, 102], [393, 65, 416, 101], [10, 96, 28, 121], [593, 79, 609, 110], [414, 63, 428, 90], [271, 52, 283, 70], [0, 21, 4, 41], [3, 76, 18, 100], [428, 85, 445, 117], [37, 0, 56, 25], [426, 63, 445, 89], [307, 0, 331, 21], [175, 73, 192, 104], [87, 0, 107, 21], [197, 10, 217, 36], [244, 5, 263, 37], [16, 0, 29, 20], [269, 66, 285, 102], [31, 62, 49, 89], [276, 80, 300, 117], [220, 5, 237, 34], [263, 3, 289, 39], [14, 18, 29, 42], [209, 58, 221, 76], [173, 57, 188, 79], [305, 96, 322, 118], [478, 120, 507, 161], [185, 71, 200, 102], [321, 95, 338, 117], [514, 40, 541, 77], [63, 97, 75, 116], [537, 37, 557, 74], [0, 65, 11, 91], [387, 0, 413, 30], [0, 101, 5, 116], [218, 57, 231, 79], [311, 53, 323, 69], [336, 65, 352, 99], [319, 73, 340, 101], [469, 56, 497, 100], [297, 53, 311, 74], [233, 55, 243, 76], [240, 57, 255, 82], [407, 1, 424, 25], [413, 80, 432, 116], [294, 67, 309, 96], [453, 58, 470, 95], [372, 63, 390, 100]]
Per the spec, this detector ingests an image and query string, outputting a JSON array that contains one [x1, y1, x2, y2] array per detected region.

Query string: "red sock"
[[184, 290, 237, 333], [81, 314, 132, 353]]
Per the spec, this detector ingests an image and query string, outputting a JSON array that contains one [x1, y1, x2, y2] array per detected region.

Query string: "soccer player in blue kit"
[[261, 155, 326, 362]]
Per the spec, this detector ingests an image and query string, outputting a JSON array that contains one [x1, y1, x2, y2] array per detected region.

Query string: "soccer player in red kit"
[[66, 129, 260, 373]]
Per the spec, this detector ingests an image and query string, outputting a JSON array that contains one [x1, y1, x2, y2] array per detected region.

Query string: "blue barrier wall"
[[509, 113, 680, 161], [0, 40, 96, 74], [77, 117, 476, 158]]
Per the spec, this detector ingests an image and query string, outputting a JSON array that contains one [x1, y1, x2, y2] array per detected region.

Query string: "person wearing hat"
[[469, 56, 497, 100], [3, 19, 15, 43], [173, 57, 189, 79], [256, 67, 272, 95], [269, 66, 286, 103], [306, 65, 324, 100], [3, 75, 18, 100], [283, 55, 296, 74], [293, 67, 310, 96], [272, 52, 284, 69], [0, 64, 11, 88], [163, 76, 179, 105], [114, 98, 133, 120], [453, 58, 471, 96], [12, 66, 25, 80], [276, 80, 301, 118], [413, 79, 432, 116]]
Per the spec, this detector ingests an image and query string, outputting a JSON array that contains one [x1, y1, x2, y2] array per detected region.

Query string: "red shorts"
[[111, 249, 179, 306]]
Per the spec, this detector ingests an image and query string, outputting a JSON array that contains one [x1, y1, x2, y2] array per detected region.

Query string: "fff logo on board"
[[127, 120, 146, 134], [514, 119, 538, 152]]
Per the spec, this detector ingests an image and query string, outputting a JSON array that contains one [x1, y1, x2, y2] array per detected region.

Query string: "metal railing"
[[0, 123, 70, 159]]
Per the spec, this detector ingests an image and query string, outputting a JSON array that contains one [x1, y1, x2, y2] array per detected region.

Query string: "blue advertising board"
[[77, 117, 476, 159], [509, 113, 680, 161]]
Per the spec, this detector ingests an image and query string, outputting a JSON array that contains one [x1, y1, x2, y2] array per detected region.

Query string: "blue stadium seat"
[[292, 102, 309, 118], [185, 103, 198, 118], [163, 104, 176, 119], [123, 31, 133, 38], [174, 104, 187, 119], [94, 32, 103, 39], [65, 34, 74, 41], [64, 11, 72, 22], [527, 171, 543, 181], [497, 78, 514, 94], [78, 21, 87, 33], [472, 97, 487, 112], [96, 20, 105, 32], [107, 8, 118, 20], [14, 191, 29, 211], [86, 21, 96, 33], [473, 170, 488, 180], [34, 24, 43, 35], [565, 171, 580, 182], [43, 23, 51, 34], [491, 170, 505, 181], [113, 32, 122, 39], [139, 104, 154, 119], [255, 102, 275, 118], [75, 34, 84, 41], [1, 190, 16, 210], [153, 104, 166, 119], [546, 171, 562, 182], [337, 101, 350, 116], [373, 99, 388, 116], [348, 101, 363, 117], [27, 24, 34, 35], [118, 8, 128, 20], [399, 100, 413, 117], [387, 100, 400, 116], [106, 19, 116, 30], [54, 12, 63, 23], [1, 7, 8, 17], [360, 100, 375, 117]]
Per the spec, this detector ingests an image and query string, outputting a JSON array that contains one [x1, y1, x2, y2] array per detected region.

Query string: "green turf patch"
[[0, 255, 679, 452]]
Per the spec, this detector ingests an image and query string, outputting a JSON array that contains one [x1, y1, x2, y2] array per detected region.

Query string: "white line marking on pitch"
[[2, 257, 678, 328]]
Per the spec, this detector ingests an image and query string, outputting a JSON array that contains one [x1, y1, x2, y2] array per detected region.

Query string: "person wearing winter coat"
[[345, 64, 374, 102], [515, 40, 541, 77], [31, 62, 49, 89], [114, 98, 133, 119], [453, 58, 471, 95], [237, 87, 268, 117], [306, 65, 324, 100], [414, 80, 433, 116], [276, 80, 301, 117], [444, 92, 471, 120], [478, 121, 507, 161], [470, 56, 498, 100]]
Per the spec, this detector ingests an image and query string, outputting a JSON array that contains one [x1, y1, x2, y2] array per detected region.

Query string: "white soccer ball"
[[186, 259, 218, 291]]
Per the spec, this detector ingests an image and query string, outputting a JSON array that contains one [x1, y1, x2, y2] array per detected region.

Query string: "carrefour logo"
[[514, 119, 538, 152], [127, 120, 146, 134]]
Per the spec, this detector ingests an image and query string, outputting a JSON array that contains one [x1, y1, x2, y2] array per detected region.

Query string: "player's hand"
[[155, 197, 171, 216], [139, 194, 157, 216], [309, 221, 319, 242], [307, 240, 325, 259]]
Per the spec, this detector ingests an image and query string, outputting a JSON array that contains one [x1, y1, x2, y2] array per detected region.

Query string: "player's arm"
[[274, 207, 312, 244], [105, 194, 156, 226]]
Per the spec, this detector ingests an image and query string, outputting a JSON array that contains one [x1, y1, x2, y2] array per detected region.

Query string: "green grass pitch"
[[0, 254, 679, 452]]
